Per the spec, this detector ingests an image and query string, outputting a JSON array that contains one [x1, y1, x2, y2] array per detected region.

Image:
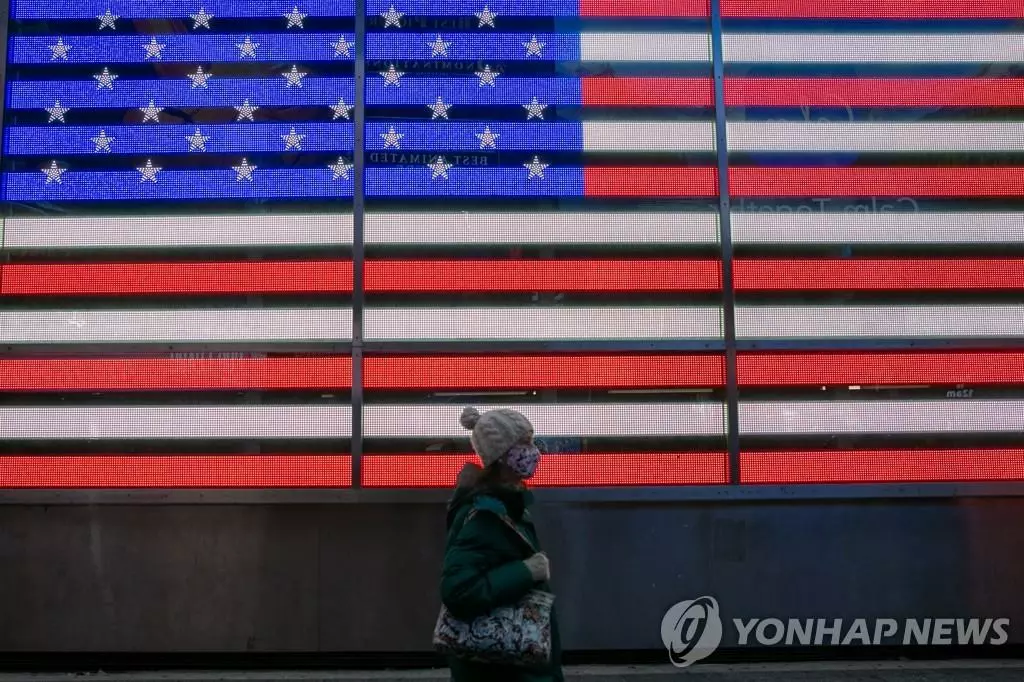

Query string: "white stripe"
[[0, 406, 352, 440], [740, 400, 1024, 435], [723, 33, 1024, 63], [582, 122, 716, 152], [583, 120, 1024, 155], [728, 122, 1024, 153], [580, 33, 711, 62], [365, 403, 725, 438], [364, 212, 720, 245], [0, 215, 353, 250], [736, 305, 1024, 339], [365, 307, 723, 342], [0, 308, 353, 344], [731, 212, 1024, 245]]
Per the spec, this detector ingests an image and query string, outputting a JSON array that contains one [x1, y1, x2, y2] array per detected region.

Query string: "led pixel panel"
[[358, 1, 728, 487], [3, 0, 356, 203], [360, 353, 730, 488], [0, 1, 355, 489], [725, 0, 1024, 486]]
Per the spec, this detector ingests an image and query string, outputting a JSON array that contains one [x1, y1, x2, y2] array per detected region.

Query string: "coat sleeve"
[[440, 509, 536, 620]]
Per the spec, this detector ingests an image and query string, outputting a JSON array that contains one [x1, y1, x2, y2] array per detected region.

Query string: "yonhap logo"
[[660, 596, 1011, 668], [660, 596, 724, 668]]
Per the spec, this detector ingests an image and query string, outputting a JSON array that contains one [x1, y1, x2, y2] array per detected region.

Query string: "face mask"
[[505, 443, 541, 479]]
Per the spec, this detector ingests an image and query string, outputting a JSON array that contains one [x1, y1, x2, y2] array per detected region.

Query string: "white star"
[[236, 36, 259, 58], [281, 127, 306, 151], [283, 65, 308, 87], [380, 64, 404, 86], [523, 96, 547, 120], [428, 34, 452, 57], [235, 99, 259, 121], [428, 156, 453, 180], [475, 126, 500, 149], [381, 126, 404, 149], [143, 37, 166, 59], [381, 4, 404, 27], [137, 159, 162, 183], [475, 64, 499, 87], [332, 36, 354, 58], [139, 100, 163, 123], [42, 161, 67, 183], [524, 155, 549, 179], [186, 128, 210, 152], [233, 158, 257, 181], [330, 98, 354, 120], [46, 100, 70, 123], [475, 5, 497, 27], [428, 96, 452, 120], [188, 66, 212, 88], [93, 67, 118, 89], [97, 9, 119, 30], [191, 7, 214, 29], [329, 157, 353, 180], [284, 5, 307, 28], [523, 35, 545, 58], [49, 37, 72, 61], [91, 130, 114, 153]]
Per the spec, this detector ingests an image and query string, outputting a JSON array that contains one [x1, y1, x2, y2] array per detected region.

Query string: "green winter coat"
[[439, 462, 565, 682]]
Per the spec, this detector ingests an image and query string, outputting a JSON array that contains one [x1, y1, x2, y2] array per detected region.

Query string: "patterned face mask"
[[504, 443, 541, 479]]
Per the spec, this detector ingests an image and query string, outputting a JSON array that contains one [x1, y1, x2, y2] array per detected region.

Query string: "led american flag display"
[[0, 0, 1022, 492]]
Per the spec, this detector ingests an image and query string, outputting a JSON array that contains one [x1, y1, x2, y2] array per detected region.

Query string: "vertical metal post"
[[708, 0, 741, 484], [350, 0, 367, 489]]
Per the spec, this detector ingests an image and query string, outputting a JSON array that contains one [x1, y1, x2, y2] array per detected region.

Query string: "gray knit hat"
[[460, 406, 534, 468]]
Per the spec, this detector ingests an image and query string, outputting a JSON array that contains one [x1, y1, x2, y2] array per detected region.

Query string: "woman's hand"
[[523, 552, 550, 582]]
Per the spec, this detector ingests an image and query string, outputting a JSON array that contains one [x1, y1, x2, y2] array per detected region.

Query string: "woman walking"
[[438, 406, 565, 682]]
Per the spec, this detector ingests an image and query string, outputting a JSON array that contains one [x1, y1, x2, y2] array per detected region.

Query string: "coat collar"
[[448, 461, 534, 522]]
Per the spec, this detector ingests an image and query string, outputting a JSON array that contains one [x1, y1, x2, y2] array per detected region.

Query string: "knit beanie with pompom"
[[460, 406, 535, 468]]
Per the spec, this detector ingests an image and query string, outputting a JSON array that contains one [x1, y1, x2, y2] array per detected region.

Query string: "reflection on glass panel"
[[0, 2, 355, 489], [361, 1, 727, 487], [724, 0, 1024, 485]]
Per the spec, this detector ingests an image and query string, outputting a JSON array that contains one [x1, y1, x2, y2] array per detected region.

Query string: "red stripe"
[[361, 453, 729, 487], [0, 358, 353, 391], [721, 0, 1024, 18], [366, 260, 721, 292], [0, 455, 352, 488], [1, 260, 719, 295], [738, 351, 1024, 386], [735, 259, 1024, 291], [584, 168, 719, 197], [724, 78, 1024, 108], [365, 354, 726, 390], [582, 77, 715, 107], [577, 77, 1024, 108], [740, 449, 1024, 484], [0, 261, 352, 295], [579, 0, 709, 17], [7, 353, 1018, 392], [730, 168, 1024, 198]]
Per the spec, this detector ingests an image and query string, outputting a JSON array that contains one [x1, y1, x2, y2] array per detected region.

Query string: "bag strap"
[[465, 507, 539, 557]]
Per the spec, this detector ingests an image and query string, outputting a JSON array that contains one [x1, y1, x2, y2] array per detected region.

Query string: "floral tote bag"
[[433, 509, 555, 668]]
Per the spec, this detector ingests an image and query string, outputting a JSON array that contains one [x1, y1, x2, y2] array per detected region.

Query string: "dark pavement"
[[2, 661, 1024, 682]]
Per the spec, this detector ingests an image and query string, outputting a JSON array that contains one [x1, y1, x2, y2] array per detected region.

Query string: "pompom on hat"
[[460, 406, 535, 468]]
